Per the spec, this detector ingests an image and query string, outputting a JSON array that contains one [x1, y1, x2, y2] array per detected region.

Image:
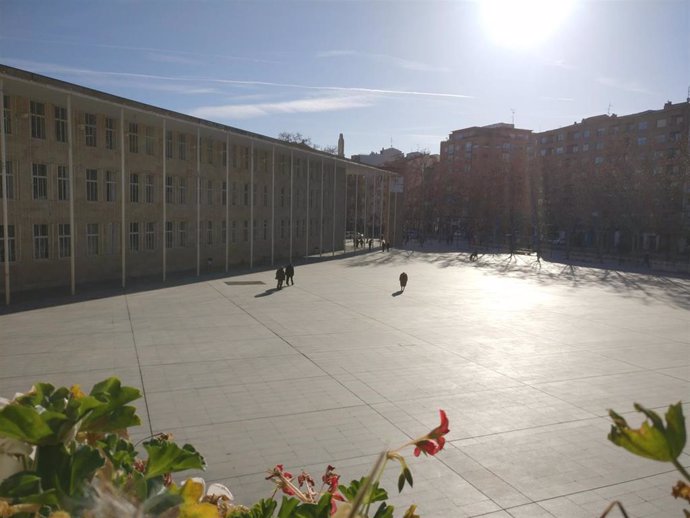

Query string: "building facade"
[[0, 65, 401, 302]]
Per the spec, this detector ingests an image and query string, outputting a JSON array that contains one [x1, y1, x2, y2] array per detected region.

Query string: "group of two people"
[[275, 264, 294, 290]]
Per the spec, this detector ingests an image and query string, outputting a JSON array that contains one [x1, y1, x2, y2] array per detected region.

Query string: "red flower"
[[322, 465, 340, 494], [413, 410, 450, 457], [266, 464, 296, 496]]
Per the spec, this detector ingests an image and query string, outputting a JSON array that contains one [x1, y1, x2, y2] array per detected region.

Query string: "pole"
[[0, 81, 9, 304], [67, 95, 75, 294]]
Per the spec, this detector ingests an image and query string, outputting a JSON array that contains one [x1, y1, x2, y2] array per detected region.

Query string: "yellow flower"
[[48, 512, 72, 518], [177, 477, 233, 518], [70, 384, 86, 400]]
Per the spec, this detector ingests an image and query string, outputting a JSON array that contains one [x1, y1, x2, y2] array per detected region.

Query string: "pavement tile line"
[[125, 293, 155, 438]]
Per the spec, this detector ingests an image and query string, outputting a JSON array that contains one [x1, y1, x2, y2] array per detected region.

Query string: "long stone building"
[[0, 65, 402, 303]]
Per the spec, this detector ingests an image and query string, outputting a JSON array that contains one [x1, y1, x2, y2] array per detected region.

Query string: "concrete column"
[[305, 157, 310, 257], [67, 95, 75, 294], [0, 81, 9, 305], [250, 140, 254, 269], [120, 109, 126, 288], [319, 160, 324, 257], [162, 118, 167, 281], [225, 133, 229, 272], [196, 128, 200, 276], [289, 151, 293, 261], [271, 145, 275, 265]]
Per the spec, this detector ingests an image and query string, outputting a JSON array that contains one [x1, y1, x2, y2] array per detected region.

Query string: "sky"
[[1, 0, 689, 157]]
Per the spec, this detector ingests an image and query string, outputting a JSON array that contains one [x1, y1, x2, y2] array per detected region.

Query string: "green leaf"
[[373, 502, 395, 518], [0, 471, 42, 499], [142, 491, 183, 515], [246, 498, 277, 518], [67, 446, 105, 495], [80, 378, 142, 433], [277, 496, 300, 518], [608, 402, 687, 462], [404, 467, 413, 488], [143, 439, 206, 479], [398, 473, 405, 493], [0, 404, 54, 444], [97, 434, 138, 472]]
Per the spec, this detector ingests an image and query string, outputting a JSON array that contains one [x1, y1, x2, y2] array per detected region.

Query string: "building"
[[0, 65, 402, 302], [536, 100, 690, 255], [350, 147, 404, 167], [439, 123, 534, 246]]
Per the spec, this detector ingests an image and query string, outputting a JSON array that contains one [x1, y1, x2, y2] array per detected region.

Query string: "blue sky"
[[1, 0, 688, 156]]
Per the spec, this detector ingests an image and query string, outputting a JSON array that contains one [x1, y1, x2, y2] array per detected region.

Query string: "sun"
[[479, 0, 575, 49]]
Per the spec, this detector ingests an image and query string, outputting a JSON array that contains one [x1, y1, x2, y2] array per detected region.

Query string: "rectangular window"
[[178, 134, 187, 160], [1, 161, 14, 199], [32, 163, 48, 200], [33, 224, 49, 259], [105, 117, 115, 150], [166, 130, 173, 159], [165, 221, 174, 248], [106, 223, 118, 255], [0, 225, 16, 262], [221, 142, 227, 166], [244, 183, 249, 206], [55, 106, 67, 143], [2, 95, 10, 135], [87, 223, 99, 256], [206, 221, 213, 245], [145, 222, 155, 250], [86, 169, 98, 201], [222, 181, 227, 206], [263, 185, 268, 207], [129, 222, 139, 252], [207, 139, 213, 164], [281, 187, 285, 207], [84, 113, 97, 147], [106, 171, 116, 202], [128, 123, 139, 153], [58, 223, 71, 258], [637, 137, 647, 146], [165, 176, 173, 203], [129, 173, 139, 203], [145, 174, 154, 203], [221, 220, 227, 244], [657, 119, 667, 128], [243, 220, 248, 242], [638, 121, 648, 130], [231, 182, 237, 206], [178, 178, 186, 204], [263, 219, 268, 240], [207, 180, 213, 205], [178, 222, 187, 247], [231, 220, 236, 243], [145, 126, 155, 155], [281, 219, 285, 239], [30, 101, 46, 139], [57, 166, 69, 201]]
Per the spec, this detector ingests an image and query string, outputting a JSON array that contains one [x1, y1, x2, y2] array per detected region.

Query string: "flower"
[[413, 410, 450, 457], [0, 397, 34, 480], [266, 464, 297, 496], [178, 477, 234, 518]]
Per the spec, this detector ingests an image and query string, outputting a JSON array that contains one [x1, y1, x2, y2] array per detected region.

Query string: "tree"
[[277, 132, 336, 154]]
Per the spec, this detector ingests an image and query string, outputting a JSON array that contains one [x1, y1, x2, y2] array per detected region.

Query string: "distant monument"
[[338, 133, 344, 157]]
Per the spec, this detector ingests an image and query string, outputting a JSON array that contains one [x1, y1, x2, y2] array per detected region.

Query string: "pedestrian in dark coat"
[[275, 267, 285, 290], [399, 272, 408, 292], [285, 263, 295, 285]]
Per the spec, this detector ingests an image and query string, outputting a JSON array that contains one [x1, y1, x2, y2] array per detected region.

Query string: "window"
[[145, 126, 155, 155], [165, 176, 173, 203], [32, 163, 48, 200], [243, 183, 249, 206], [582, 129, 590, 139], [231, 182, 237, 205], [231, 220, 236, 243], [221, 220, 227, 244], [594, 156, 604, 165], [582, 143, 590, 152], [656, 134, 667, 144], [145, 222, 155, 250], [2, 96, 10, 134], [166, 130, 173, 159], [145, 174, 154, 203], [86, 169, 98, 201], [637, 137, 647, 146], [87, 223, 99, 256], [243, 220, 248, 241], [178, 222, 187, 247], [596, 142, 604, 150], [207, 180, 213, 205], [657, 118, 667, 128], [263, 219, 268, 240], [106, 223, 118, 255], [106, 171, 116, 202], [30, 101, 46, 139], [84, 113, 97, 147], [57, 166, 69, 201], [280, 187, 285, 207], [128, 123, 139, 153], [206, 221, 213, 245], [178, 178, 186, 204], [129, 173, 139, 203], [33, 224, 49, 259], [165, 221, 174, 248], [0, 225, 16, 262], [55, 106, 67, 143], [222, 181, 227, 206], [58, 223, 71, 258], [178, 134, 187, 160], [221, 142, 227, 166], [263, 185, 268, 207], [129, 222, 139, 252], [1, 161, 14, 199], [281, 219, 285, 239], [596, 127, 605, 137], [207, 139, 213, 164], [105, 118, 115, 150], [638, 121, 648, 130]]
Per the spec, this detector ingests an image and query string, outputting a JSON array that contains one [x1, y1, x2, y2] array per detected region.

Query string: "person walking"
[[285, 263, 295, 285], [399, 272, 408, 293], [275, 267, 285, 290]]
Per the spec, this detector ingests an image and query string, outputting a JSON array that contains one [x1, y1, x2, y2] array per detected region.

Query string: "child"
[[399, 272, 408, 292]]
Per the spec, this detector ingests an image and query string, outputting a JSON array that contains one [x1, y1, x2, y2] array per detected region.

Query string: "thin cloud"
[[317, 49, 450, 73], [597, 76, 653, 95], [541, 96, 575, 102], [188, 95, 374, 120], [145, 52, 200, 66], [4, 59, 473, 100]]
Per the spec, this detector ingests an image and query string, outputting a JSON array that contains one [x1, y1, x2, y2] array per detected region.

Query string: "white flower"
[[0, 397, 34, 481]]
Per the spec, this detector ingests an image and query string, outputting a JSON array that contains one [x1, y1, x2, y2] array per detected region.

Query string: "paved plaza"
[[1, 249, 689, 517]]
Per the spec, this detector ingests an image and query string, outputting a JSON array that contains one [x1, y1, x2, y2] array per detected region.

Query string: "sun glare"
[[480, 0, 575, 49]]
